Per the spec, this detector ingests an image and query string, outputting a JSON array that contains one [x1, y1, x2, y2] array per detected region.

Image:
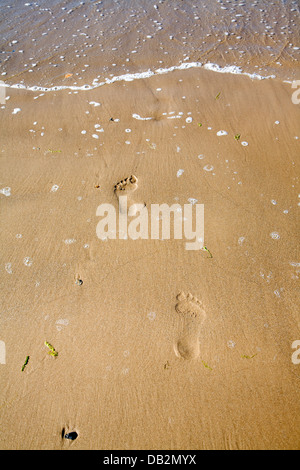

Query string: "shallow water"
[[0, 0, 299, 89]]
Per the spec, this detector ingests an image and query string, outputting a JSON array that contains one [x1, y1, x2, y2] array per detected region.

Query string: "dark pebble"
[[64, 431, 78, 440]]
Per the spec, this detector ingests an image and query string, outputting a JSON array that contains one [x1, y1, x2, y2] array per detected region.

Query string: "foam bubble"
[[56, 319, 69, 331], [64, 239, 76, 245], [203, 164, 214, 172], [0, 187, 11, 197], [147, 311, 156, 321], [238, 237, 246, 246], [23, 257, 33, 267], [5, 263, 13, 274], [270, 232, 280, 240], [4, 61, 277, 97], [203, 62, 276, 80], [188, 198, 198, 204], [132, 113, 152, 121]]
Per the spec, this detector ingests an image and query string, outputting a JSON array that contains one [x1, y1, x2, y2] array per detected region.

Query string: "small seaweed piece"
[[49, 350, 58, 357], [215, 92, 221, 100], [241, 354, 257, 359], [21, 356, 30, 372], [45, 341, 58, 357], [202, 246, 213, 258], [202, 361, 213, 371], [235, 133, 241, 141], [45, 341, 54, 351], [198, 122, 203, 127]]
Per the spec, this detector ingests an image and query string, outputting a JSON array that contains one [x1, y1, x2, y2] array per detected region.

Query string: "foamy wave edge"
[[1, 62, 276, 93]]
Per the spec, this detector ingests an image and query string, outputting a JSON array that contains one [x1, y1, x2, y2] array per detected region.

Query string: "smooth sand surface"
[[0, 66, 300, 449]]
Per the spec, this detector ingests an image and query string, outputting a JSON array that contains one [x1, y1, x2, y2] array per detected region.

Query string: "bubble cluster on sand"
[[64, 239, 76, 245], [238, 237, 246, 246], [270, 232, 280, 240], [147, 311, 156, 321], [5, 263, 13, 274], [188, 198, 198, 205], [132, 113, 152, 121], [0, 187, 11, 197], [203, 164, 214, 172], [290, 262, 300, 268], [56, 319, 69, 331], [23, 257, 33, 267]]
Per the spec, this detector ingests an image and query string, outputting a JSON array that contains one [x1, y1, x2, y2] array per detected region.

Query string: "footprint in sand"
[[114, 175, 139, 215], [174, 292, 206, 360]]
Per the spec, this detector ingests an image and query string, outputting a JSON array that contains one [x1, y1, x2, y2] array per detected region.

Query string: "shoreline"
[[0, 60, 287, 95]]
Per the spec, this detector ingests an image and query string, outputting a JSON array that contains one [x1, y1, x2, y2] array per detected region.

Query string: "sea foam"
[[1, 61, 277, 95]]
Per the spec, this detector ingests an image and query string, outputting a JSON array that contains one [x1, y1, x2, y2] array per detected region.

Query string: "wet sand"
[[1, 0, 300, 451], [1, 65, 300, 450]]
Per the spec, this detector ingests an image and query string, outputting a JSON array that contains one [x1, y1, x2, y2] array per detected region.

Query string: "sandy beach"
[[0, 0, 300, 450]]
